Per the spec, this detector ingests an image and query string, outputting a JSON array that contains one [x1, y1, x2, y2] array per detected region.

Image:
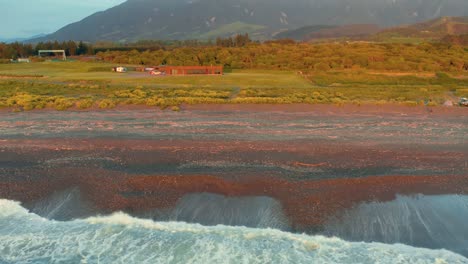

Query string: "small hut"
[[113, 66, 128, 73]]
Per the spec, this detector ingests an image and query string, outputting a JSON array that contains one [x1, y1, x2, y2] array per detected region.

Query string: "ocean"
[[1, 199, 467, 264]]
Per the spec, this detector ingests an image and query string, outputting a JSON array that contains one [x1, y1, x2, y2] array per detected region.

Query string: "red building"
[[154, 65, 223, 75]]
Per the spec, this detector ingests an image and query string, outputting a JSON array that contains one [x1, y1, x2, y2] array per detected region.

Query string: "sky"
[[0, 0, 126, 40]]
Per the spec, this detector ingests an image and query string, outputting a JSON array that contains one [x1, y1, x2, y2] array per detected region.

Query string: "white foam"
[[0, 199, 467, 264], [324, 194, 468, 257], [0, 199, 31, 217]]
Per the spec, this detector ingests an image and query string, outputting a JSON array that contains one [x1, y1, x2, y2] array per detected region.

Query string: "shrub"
[[120, 98, 146, 105], [330, 98, 344, 105], [54, 98, 75, 111], [114, 89, 147, 99], [98, 99, 116, 109], [6, 93, 43, 111], [132, 89, 147, 98], [146, 97, 163, 106], [34, 101, 47, 109], [76, 99, 94, 109]]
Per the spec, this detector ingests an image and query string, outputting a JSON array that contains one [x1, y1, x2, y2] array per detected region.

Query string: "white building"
[[116, 67, 127, 73]]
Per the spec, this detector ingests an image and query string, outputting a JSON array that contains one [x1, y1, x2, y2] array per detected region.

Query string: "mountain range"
[[31, 0, 468, 42], [1, 34, 47, 44], [274, 16, 468, 42]]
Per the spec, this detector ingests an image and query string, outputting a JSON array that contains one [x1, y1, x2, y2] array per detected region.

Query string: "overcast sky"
[[0, 0, 126, 39]]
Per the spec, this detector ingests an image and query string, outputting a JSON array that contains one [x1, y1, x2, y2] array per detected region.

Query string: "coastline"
[[183, 103, 467, 116], [1, 100, 466, 255], [0, 103, 466, 117], [1, 167, 467, 230]]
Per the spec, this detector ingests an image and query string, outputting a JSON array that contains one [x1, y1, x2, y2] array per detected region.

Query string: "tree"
[[77, 41, 87, 55], [67, 41, 77, 56]]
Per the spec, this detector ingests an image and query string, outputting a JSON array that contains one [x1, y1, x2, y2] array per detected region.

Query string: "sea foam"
[[0, 199, 467, 264], [324, 194, 468, 257]]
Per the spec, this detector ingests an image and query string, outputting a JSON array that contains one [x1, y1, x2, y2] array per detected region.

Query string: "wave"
[[25, 188, 97, 221], [0, 199, 467, 264], [26, 190, 290, 230], [141, 193, 291, 230], [323, 194, 468, 257]]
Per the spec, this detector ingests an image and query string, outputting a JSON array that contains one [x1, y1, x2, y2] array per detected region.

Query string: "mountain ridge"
[[372, 16, 468, 42], [30, 0, 468, 42]]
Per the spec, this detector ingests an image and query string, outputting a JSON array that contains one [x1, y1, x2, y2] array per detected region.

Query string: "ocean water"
[[324, 195, 468, 257], [143, 193, 291, 231], [1, 199, 467, 264]]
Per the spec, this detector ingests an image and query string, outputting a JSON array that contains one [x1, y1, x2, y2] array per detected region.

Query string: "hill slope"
[[373, 16, 468, 42], [275, 24, 381, 41], [32, 0, 468, 42]]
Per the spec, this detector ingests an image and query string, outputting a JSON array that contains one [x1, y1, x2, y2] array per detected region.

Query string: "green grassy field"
[[196, 22, 266, 40], [0, 61, 466, 111]]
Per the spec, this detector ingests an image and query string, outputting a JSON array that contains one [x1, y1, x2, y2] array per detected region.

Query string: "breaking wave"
[[142, 193, 291, 230], [0, 199, 467, 264], [323, 194, 468, 257], [26, 188, 97, 221]]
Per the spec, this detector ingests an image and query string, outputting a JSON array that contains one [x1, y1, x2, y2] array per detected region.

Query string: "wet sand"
[[1, 167, 467, 231]]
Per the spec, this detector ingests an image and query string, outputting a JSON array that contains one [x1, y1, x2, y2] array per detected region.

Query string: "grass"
[[0, 61, 466, 111], [197, 22, 266, 39], [372, 36, 429, 44]]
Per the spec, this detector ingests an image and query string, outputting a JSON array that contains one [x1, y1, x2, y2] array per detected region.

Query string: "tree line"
[[0, 34, 253, 59], [215, 34, 252, 47], [95, 41, 468, 72], [92, 35, 253, 52], [0, 41, 93, 59], [1, 37, 467, 72]]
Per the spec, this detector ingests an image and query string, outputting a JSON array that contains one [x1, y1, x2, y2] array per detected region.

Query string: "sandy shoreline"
[[1, 134, 466, 230], [0, 103, 466, 117], [183, 103, 468, 116], [1, 168, 467, 231], [0, 101, 466, 234]]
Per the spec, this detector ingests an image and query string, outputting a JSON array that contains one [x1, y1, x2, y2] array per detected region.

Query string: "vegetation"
[[94, 42, 468, 72], [0, 59, 466, 111], [201, 23, 263, 40], [0, 37, 466, 111], [0, 41, 93, 59], [372, 17, 468, 43], [216, 33, 252, 47], [442, 34, 468, 46], [274, 25, 336, 40]]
